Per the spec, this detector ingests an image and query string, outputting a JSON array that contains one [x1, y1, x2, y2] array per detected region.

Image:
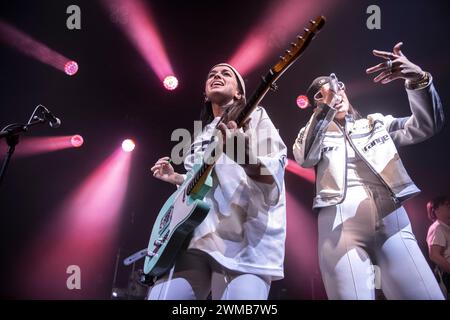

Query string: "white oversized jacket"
[[184, 107, 288, 280], [293, 78, 444, 209]]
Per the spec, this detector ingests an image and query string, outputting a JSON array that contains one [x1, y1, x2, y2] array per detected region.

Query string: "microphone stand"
[[0, 107, 49, 186]]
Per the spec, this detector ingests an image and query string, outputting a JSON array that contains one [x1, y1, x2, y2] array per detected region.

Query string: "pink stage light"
[[102, 0, 175, 82], [163, 75, 178, 90], [122, 139, 135, 152], [17, 148, 132, 299], [296, 95, 310, 109], [3, 135, 85, 158], [0, 20, 77, 75], [228, 0, 337, 76], [71, 135, 84, 148], [286, 158, 315, 183], [64, 61, 79, 76]]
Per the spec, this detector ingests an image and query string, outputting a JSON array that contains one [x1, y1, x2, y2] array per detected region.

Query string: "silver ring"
[[386, 60, 393, 71]]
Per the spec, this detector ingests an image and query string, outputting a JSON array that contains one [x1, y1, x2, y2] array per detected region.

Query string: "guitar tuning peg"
[[291, 42, 298, 47], [310, 20, 315, 25], [279, 56, 286, 61], [304, 28, 310, 33], [297, 35, 304, 41], [285, 49, 292, 55]]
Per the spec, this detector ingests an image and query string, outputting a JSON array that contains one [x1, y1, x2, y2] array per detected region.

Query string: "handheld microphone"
[[38, 105, 61, 128], [329, 73, 342, 108]]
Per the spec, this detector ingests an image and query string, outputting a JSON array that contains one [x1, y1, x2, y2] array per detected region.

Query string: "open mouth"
[[211, 80, 224, 88]]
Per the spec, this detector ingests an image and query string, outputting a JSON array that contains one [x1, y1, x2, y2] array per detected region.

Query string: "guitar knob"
[[147, 250, 159, 258]]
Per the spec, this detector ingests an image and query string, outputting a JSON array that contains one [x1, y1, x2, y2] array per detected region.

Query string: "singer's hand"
[[366, 42, 425, 84], [217, 120, 274, 184], [217, 119, 251, 164], [151, 156, 184, 186]]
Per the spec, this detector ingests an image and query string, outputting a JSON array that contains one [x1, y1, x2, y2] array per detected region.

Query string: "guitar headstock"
[[272, 16, 326, 73]]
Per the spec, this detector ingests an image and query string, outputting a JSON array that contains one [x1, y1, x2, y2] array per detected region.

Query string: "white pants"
[[318, 186, 444, 300], [147, 249, 271, 300]]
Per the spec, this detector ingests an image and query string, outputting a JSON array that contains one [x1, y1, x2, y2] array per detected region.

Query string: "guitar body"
[[143, 163, 213, 277]]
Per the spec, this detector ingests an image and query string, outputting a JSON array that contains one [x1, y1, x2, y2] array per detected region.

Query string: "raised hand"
[[150, 156, 184, 185], [366, 42, 425, 84]]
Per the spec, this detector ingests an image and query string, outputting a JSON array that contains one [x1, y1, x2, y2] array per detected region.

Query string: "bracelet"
[[405, 71, 431, 90]]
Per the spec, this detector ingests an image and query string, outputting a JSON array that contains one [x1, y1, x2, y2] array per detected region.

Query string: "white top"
[[183, 107, 287, 281], [427, 220, 450, 264], [346, 139, 386, 189]]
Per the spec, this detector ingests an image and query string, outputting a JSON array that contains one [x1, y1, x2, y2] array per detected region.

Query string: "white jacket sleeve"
[[382, 78, 444, 147], [246, 108, 287, 207], [293, 104, 337, 168], [213, 107, 287, 210]]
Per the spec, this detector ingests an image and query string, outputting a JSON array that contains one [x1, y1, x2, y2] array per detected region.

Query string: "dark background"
[[0, 0, 449, 299]]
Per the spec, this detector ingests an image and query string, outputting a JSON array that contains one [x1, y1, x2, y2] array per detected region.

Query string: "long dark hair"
[[199, 96, 247, 129], [348, 103, 362, 120], [199, 100, 215, 128]]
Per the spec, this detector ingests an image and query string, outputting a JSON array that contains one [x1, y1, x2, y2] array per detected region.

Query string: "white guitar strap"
[[160, 264, 176, 300]]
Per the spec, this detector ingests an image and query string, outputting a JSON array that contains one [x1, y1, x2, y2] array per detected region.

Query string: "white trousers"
[[147, 249, 271, 300], [318, 186, 444, 300]]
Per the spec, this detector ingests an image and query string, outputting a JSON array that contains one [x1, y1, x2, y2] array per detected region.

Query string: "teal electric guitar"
[[124, 16, 326, 282]]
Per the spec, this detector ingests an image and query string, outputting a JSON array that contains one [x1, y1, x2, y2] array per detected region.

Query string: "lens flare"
[[296, 95, 310, 109], [101, 0, 174, 82], [163, 75, 178, 90], [0, 20, 77, 75], [18, 148, 133, 298], [71, 135, 84, 148], [64, 61, 79, 76], [122, 139, 135, 152]]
